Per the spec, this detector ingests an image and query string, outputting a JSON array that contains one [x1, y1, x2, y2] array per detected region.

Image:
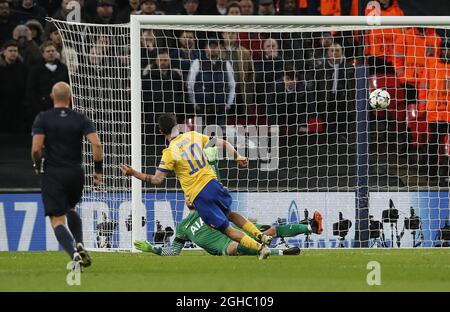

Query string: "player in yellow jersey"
[[120, 113, 272, 259]]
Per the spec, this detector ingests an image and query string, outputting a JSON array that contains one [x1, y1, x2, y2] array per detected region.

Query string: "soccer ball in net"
[[369, 88, 391, 110]]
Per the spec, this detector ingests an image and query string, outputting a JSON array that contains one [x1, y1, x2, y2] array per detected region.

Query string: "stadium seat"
[[307, 117, 324, 133], [406, 103, 429, 149], [368, 73, 407, 131]]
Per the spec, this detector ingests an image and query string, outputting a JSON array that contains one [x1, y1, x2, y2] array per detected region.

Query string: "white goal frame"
[[129, 15, 450, 251]]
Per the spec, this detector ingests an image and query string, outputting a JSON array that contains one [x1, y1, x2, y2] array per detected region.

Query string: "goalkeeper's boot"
[[258, 246, 271, 260], [256, 233, 273, 245], [282, 247, 301, 256], [76, 243, 92, 268], [310, 211, 323, 235], [72, 252, 84, 272]]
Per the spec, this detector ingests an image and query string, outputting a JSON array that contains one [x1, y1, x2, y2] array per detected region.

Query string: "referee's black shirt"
[[31, 108, 96, 168]]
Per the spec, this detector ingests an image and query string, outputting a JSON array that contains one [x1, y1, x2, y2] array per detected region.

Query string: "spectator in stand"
[[226, 1, 240, 15], [277, 0, 301, 15], [187, 37, 235, 126], [37, 0, 60, 17], [47, 23, 78, 73], [257, 0, 275, 15], [312, 31, 334, 67], [364, 0, 404, 75], [315, 42, 356, 141], [116, 0, 139, 22], [169, 29, 200, 79], [0, 0, 18, 48], [221, 30, 254, 115], [142, 48, 185, 139], [213, 0, 228, 15], [0, 40, 28, 133], [239, 0, 254, 15], [418, 40, 450, 184], [393, 27, 442, 105], [265, 70, 310, 136], [50, 0, 74, 21], [238, 0, 268, 60], [254, 38, 284, 110], [319, 0, 341, 16], [136, 0, 160, 15], [25, 19, 45, 46], [86, 0, 118, 24], [181, 0, 199, 15], [158, 0, 183, 15], [15, 0, 47, 26], [26, 41, 69, 123], [12, 25, 42, 66], [140, 28, 158, 76]]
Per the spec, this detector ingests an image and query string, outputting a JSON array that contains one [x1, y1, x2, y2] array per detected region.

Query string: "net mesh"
[[52, 18, 450, 250]]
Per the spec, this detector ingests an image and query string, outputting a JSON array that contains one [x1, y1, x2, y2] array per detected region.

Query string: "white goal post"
[[51, 15, 450, 252]]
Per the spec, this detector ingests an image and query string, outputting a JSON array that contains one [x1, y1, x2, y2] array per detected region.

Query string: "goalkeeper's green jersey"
[[176, 211, 233, 256]]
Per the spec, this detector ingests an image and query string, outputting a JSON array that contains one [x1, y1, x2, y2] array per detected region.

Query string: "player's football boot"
[[77, 243, 92, 268], [282, 247, 301, 256], [256, 233, 273, 245], [310, 211, 323, 235], [258, 246, 271, 260]]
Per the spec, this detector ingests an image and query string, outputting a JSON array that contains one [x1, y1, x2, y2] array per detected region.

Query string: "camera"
[[153, 220, 174, 245], [439, 220, 450, 241], [125, 214, 148, 231], [333, 212, 352, 238], [404, 207, 420, 230], [96, 212, 118, 248], [382, 200, 399, 223], [369, 215, 383, 239], [333, 212, 352, 248]]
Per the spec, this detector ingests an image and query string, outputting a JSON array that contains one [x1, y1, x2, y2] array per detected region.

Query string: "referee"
[[31, 82, 103, 268]]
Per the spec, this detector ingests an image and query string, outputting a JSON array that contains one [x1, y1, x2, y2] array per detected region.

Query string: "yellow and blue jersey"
[[157, 131, 217, 203]]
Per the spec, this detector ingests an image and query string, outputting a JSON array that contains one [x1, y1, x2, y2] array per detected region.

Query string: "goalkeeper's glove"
[[204, 146, 218, 164], [134, 240, 161, 255]]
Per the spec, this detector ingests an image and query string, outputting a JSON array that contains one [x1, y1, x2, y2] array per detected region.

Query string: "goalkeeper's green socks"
[[275, 224, 310, 237]]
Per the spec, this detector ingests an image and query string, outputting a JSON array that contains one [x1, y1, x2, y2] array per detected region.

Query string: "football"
[[369, 88, 391, 109]]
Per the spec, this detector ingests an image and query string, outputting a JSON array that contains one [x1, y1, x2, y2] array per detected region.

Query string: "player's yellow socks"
[[239, 234, 262, 251], [242, 220, 263, 238]]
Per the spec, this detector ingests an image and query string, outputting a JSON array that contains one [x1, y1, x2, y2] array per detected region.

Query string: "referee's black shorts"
[[41, 166, 84, 217]]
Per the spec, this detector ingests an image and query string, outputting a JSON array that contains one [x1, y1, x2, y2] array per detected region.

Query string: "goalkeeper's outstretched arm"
[[134, 238, 186, 256]]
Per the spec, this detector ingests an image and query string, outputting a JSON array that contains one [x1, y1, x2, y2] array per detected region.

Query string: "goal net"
[[52, 15, 450, 251]]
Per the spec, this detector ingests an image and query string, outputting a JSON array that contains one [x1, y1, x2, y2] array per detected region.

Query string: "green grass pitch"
[[1, 249, 449, 291]]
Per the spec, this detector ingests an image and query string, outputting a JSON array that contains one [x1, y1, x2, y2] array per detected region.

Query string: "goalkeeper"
[[134, 146, 323, 257]]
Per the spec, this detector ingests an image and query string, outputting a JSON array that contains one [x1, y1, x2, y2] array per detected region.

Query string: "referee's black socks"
[[54, 225, 76, 258], [67, 210, 83, 245]]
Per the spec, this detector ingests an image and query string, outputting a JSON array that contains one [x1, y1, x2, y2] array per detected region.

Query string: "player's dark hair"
[[158, 113, 177, 135]]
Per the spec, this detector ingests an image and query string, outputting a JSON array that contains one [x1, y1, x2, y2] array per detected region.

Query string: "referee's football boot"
[[310, 211, 323, 235], [76, 243, 92, 268], [282, 247, 301, 256]]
